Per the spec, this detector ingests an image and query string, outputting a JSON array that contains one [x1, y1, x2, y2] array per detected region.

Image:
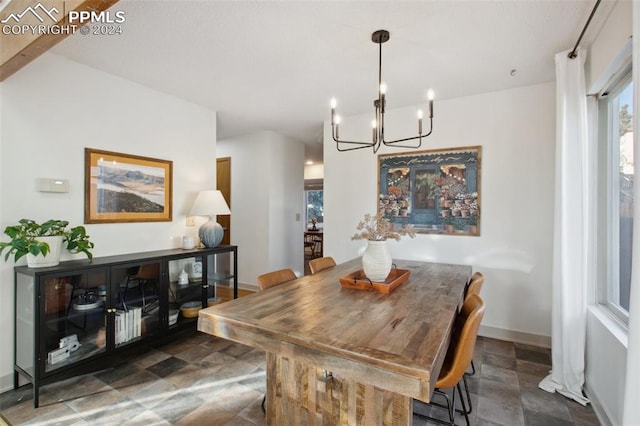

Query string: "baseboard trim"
[[238, 282, 259, 292], [478, 324, 551, 348], [584, 378, 614, 426], [0, 372, 13, 394]]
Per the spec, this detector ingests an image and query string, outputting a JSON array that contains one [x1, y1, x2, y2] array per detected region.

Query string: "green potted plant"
[[0, 219, 94, 268]]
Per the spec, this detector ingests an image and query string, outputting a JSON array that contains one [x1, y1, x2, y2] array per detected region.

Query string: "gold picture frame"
[[85, 148, 173, 224]]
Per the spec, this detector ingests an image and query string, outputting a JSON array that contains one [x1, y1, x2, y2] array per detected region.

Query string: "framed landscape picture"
[[378, 146, 481, 236], [85, 148, 173, 223]]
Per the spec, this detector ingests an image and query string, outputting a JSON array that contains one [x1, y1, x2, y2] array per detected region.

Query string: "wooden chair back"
[[308, 256, 336, 275], [257, 268, 297, 290]]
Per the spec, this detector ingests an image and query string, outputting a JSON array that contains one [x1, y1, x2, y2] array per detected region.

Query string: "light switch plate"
[[37, 178, 69, 193]]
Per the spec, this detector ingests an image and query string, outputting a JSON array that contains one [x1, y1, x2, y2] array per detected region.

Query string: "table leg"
[[266, 352, 411, 425]]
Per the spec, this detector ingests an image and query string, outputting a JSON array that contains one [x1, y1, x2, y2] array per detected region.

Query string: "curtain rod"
[[568, 0, 602, 59]]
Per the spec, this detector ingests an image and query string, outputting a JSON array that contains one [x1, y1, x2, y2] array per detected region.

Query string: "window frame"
[[598, 66, 633, 324]]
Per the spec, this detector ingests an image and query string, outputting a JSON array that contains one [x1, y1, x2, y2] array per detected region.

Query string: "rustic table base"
[[266, 352, 411, 425]]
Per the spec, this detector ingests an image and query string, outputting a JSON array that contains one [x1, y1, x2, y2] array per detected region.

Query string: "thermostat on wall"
[[37, 178, 69, 193]]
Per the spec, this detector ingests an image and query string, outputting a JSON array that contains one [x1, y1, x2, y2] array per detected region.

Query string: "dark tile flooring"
[[0, 332, 600, 425]]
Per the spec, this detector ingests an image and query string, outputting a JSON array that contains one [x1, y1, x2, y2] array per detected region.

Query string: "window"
[[599, 70, 634, 321], [305, 190, 323, 229]]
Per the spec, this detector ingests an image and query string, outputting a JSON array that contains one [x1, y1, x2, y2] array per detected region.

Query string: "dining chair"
[[414, 293, 485, 426], [304, 234, 315, 259], [464, 271, 484, 377], [257, 268, 297, 290], [308, 256, 336, 275]]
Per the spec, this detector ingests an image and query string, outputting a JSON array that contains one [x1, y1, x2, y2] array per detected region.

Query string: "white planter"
[[362, 240, 392, 282], [26, 236, 63, 268]]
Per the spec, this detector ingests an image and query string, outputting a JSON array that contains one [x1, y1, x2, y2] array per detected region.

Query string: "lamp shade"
[[189, 190, 230, 248], [189, 190, 230, 216]]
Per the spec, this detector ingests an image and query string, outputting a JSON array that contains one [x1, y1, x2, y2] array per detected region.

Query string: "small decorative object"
[[178, 268, 189, 285], [168, 309, 179, 326], [310, 217, 318, 231], [180, 301, 202, 318], [189, 261, 202, 281], [0, 219, 94, 268], [339, 268, 411, 294], [352, 212, 415, 281], [182, 236, 195, 250], [189, 190, 231, 248]]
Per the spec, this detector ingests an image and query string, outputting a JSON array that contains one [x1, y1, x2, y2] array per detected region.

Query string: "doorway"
[[216, 157, 231, 245]]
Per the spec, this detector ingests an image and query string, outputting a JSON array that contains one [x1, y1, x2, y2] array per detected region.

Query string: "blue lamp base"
[[199, 216, 224, 248]]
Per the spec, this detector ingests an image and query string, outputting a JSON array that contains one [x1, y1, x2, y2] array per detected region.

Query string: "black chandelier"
[[330, 29, 434, 153]]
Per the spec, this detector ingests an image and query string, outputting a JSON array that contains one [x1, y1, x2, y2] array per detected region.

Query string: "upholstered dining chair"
[[257, 268, 297, 291], [414, 293, 485, 426], [464, 271, 484, 377], [308, 256, 336, 275]]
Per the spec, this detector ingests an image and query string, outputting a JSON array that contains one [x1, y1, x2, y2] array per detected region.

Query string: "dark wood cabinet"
[[13, 246, 237, 407]]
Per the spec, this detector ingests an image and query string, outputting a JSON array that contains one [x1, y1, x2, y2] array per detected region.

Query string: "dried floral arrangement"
[[351, 212, 416, 241]]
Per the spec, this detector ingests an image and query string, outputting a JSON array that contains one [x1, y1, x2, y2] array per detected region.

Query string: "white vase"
[[362, 240, 392, 282], [26, 236, 63, 268]]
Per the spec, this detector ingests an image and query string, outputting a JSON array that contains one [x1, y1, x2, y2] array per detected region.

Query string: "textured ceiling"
[[50, 0, 612, 162]]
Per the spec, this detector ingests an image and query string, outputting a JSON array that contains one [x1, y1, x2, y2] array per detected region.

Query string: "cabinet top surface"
[[14, 245, 237, 274]]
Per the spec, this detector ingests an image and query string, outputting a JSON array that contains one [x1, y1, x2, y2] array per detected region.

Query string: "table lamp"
[[189, 190, 231, 248]]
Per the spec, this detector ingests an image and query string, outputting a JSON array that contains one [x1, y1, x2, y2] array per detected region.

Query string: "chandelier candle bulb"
[[417, 110, 423, 134], [330, 98, 337, 124], [372, 120, 377, 142], [428, 89, 435, 118]]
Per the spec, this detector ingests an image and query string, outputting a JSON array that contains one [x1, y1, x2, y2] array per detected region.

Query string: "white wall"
[[0, 53, 217, 392], [304, 163, 324, 180], [324, 82, 556, 344], [217, 131, 304, 285], [583, 1, 634, 425]]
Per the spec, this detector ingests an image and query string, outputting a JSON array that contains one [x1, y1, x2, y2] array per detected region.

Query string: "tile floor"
[[0, 332, 600, 425]]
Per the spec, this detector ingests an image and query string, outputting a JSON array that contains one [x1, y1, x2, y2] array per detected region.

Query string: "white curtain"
[[538, 48, 590, 406], [622, 3, 640, 425]]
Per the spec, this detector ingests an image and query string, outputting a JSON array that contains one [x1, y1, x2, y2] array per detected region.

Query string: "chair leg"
[[456, 383, 471, 426], [413, 388, 455, 426], [455, 374, 473, 415]]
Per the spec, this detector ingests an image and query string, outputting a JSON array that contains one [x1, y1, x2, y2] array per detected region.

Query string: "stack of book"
[[114, 307, 143, 345]]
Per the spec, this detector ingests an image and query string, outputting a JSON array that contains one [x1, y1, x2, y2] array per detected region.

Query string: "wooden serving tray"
[[339, 269, 411, 294]]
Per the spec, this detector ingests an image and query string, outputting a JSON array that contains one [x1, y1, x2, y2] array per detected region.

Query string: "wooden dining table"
[[198, 258, 470, 425]]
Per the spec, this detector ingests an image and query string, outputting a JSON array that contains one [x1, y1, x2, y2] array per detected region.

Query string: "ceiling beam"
[[0, 0, 120, 81]]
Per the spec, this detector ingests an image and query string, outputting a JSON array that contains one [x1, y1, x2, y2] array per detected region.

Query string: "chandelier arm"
[[332, 127, 380, 152], [336, 141, 378, 152], [382, 119, 433, 146]]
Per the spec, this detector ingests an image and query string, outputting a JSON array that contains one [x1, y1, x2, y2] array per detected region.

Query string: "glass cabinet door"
[[205, 252, 235, 305], [41, 268, 108, 374], [168, 255, 206, 328], [110, 261, 162, 347]]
